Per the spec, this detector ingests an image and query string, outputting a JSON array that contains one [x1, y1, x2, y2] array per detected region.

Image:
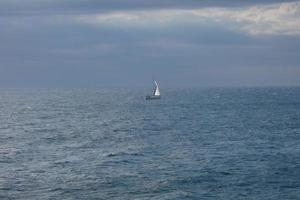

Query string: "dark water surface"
[[0, 87, 300, 199]]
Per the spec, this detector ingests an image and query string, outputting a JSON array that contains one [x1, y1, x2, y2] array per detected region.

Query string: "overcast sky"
[[1, 0, 300, 88]]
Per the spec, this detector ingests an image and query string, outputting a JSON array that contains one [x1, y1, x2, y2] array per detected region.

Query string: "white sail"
[[146, 80, 161, 100], [154, 81, 160, 96]]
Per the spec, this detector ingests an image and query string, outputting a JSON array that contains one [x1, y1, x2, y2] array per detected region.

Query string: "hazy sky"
[[1, 0, 300, 88]]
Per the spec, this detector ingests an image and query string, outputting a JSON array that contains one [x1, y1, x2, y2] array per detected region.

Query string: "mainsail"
[[153, 81, 160, 96], [146, 80, 161, 100]]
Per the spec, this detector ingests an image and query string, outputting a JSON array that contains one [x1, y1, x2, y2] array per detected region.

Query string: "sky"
[[1, 0, 300, 88]]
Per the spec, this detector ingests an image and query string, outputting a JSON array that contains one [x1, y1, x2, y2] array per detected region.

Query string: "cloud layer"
[[77, 2, 300, 36]]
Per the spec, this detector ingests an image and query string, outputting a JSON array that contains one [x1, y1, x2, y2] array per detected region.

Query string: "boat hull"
[[145, 95, 161, 100]]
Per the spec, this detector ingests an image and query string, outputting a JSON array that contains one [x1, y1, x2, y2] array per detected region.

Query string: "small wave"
[[0, 146, 17, 156], [151, 191, 192, 200], [53, 156, 81, 165], [219, 171, 232, 176], [105, 151, 143, 158]]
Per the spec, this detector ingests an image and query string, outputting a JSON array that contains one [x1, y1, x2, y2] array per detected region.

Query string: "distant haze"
[[1, 0, 300, 88]]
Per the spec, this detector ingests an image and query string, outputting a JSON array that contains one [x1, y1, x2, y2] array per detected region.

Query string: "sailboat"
[[145, 80, 161, 100]]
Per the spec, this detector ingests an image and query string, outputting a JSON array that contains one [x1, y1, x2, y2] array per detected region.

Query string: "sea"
[[0, 87, 299, 200]]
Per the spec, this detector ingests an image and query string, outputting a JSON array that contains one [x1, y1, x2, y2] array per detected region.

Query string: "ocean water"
[[0, 87, 299, 200]]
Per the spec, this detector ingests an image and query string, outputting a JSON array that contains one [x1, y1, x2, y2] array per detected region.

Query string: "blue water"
[[0, 87, 299, 199]]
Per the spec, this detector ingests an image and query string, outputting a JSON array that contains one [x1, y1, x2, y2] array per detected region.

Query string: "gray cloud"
[[0, 0, 296, 16], [77, 2, 300, 36]]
